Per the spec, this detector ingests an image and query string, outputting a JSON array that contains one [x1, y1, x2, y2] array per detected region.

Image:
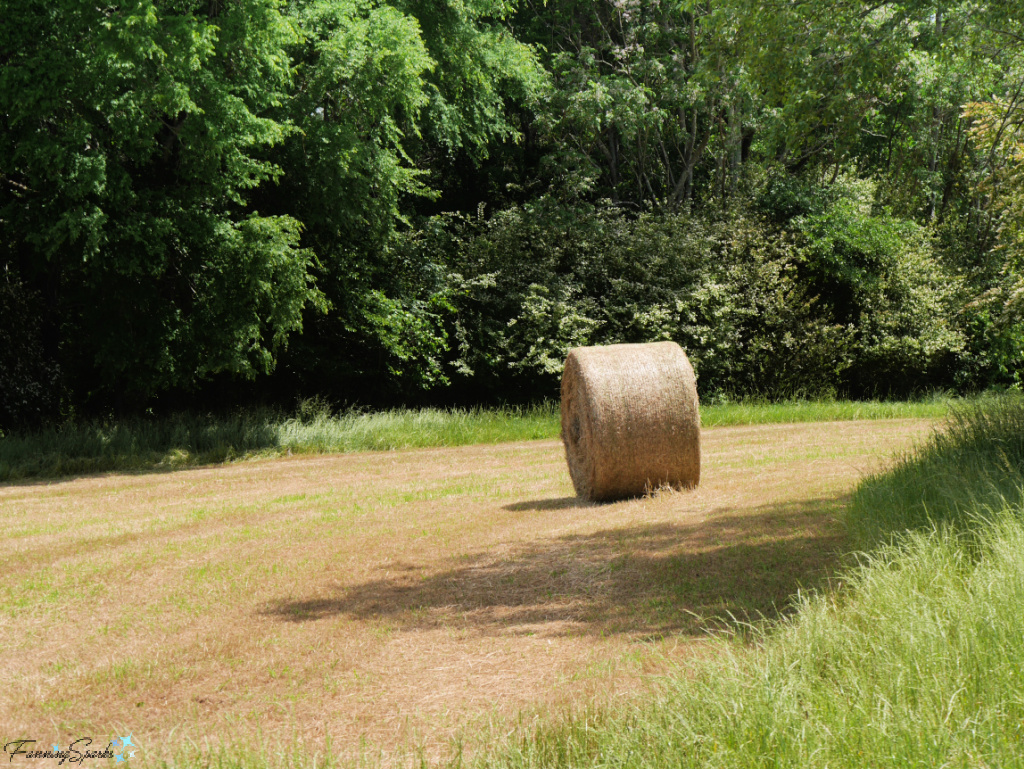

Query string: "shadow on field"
[[504, 496, 583, 512], [261, 495, 848, 637]]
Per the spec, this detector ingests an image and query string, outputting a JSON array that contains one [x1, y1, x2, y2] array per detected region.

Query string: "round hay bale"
[[560, 341, 700, 502]]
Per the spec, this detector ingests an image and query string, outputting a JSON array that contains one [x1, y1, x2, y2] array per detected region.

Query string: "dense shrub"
[[792, 179, 966, 394], [410, 189, 964, 401]]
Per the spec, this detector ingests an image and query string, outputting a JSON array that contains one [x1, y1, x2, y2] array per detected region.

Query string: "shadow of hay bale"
[[260, 496, 847, 638]]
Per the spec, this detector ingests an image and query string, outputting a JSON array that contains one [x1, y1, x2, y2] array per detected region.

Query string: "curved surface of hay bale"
[[561, 341, 700, 502]]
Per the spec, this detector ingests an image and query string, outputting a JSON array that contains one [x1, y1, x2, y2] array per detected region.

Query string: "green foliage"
[[793, 178, 966, 392], [0, 0, 545, 409], [754, 169, 834, 224], [735, 0, 914, 172], [418, 192, 963, 400], [957, 95, 1024, 383], [1, 0, 322, 406], [277, 0, 436, 250], [3, 0, 1023, 411], [518, 0, 749, 207], [860, 3, 1019, 223], [265, 0, 545, 398]]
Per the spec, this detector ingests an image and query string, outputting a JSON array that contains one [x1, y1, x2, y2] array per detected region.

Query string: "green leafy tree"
[[1, 0, 322, 410], [792, 178, 965, 392], [0, 272, 62, 430], [732, 0, 914, 174], [960, 93, 1024, 385], [513, 0, 752, 209], [266, 0, 545, 398]]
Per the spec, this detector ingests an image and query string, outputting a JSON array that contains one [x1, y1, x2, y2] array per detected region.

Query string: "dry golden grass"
[[0, 419, 932, 763]]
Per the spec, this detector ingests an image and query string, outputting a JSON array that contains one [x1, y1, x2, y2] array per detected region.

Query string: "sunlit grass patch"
[[700, 395, 952, 427]]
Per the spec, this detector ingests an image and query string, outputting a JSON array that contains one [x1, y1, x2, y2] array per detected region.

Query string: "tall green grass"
[[700, 395, 950, 427], [0, 405, 558, 481], [0, 397, 950, 482], [850, 392, 1024, 546]]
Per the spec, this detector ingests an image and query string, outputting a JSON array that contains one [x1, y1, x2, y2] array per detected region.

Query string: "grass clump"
[[0, 405, 558, 481], [700, 395, 950, 427], [849, 391, 1024, 546]]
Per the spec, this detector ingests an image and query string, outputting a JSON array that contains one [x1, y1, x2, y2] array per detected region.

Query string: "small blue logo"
[[111, 734, 137, 763]]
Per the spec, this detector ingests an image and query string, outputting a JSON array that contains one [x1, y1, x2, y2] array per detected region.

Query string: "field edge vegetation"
[[0, 397, 953, 482]]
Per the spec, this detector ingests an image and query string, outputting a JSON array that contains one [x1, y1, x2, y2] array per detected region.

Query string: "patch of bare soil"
[[0, 419, 933, 762]]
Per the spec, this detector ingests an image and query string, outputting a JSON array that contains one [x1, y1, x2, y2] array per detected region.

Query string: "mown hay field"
[[1, 419, 933, 764]]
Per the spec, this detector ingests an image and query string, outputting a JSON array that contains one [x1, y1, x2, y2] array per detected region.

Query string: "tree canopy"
[[2, 0, 1024, 426]]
